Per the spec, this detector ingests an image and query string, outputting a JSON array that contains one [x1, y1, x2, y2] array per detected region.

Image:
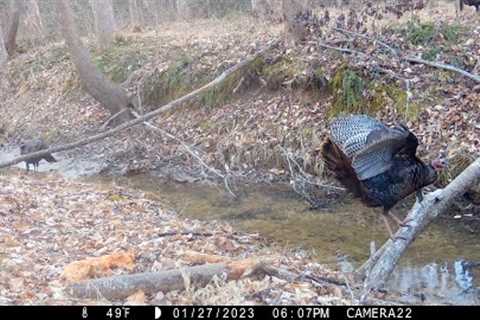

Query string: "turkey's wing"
[[352, 126, 412, 180]]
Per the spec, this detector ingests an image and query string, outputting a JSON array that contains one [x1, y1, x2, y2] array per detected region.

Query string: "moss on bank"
[[328, 66, 419, 120]]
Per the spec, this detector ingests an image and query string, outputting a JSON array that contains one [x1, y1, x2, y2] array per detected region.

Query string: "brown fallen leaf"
[[62, 250, 136, 283]]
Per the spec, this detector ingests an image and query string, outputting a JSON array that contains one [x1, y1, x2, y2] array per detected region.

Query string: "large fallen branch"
[[67, 258, 261, 300], [67, 263, 228, 300], [358, 158, 480, 298], [405, 56, 480, 83], [317, 41, 480, 84], [0, 40, 279, 170]]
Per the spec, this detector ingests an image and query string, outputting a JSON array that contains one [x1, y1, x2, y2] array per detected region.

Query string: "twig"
[[333, 27, 398, 57], [157, 231, 214, 238], [131, 109, 238, 199], [142, 120, 236, 198], [404, 56, 480, 83], [280, 146, 345, 192], [317, 42, 367, 57], [100, 108, 130, 130]]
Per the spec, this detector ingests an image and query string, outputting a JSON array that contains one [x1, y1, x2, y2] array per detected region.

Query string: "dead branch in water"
[[279, 146, 344, 208], [0, 40, 280, 170], [130, 110, 237, 198], [358, 158, 480, 301]]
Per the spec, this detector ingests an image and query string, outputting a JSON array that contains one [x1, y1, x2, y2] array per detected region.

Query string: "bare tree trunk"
[[177, 0, 189, 18], [282, 0, 308, 44], [5, 0, 22, 57], [0, 24, 7, 66], [251, 0, 257, 11], [156, 0, 177, 22], [359, 158, 480, 298], [90, 0, 117, 50], [171, 0, 178, 16], [56, 0, 131, 124], [150, 0, 161, 25], [24, 0, 45, 40], [129, 0, 142, 28]]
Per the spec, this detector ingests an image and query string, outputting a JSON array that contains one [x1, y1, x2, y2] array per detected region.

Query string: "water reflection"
[[387, 260, 479, 304]]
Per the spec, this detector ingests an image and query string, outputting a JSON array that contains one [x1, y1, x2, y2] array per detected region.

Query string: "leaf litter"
[[0, 171, 351, 304]]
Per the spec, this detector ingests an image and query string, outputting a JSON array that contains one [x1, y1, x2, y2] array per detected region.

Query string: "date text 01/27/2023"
[[169, 307, 328, 319]]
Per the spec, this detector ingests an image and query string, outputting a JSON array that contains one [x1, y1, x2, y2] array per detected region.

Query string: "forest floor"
[[0, 170, 354, 304], [1, 2, 480, 304]]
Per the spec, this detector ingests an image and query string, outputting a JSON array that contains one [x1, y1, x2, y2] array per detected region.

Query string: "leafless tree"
[[55, 0, 132, 125], [282, 0, 309, 43], [0, 24, 7, 66], [252, 0, 283, 21], [89, 0, 117, 50], [23, 0, 45, 40], [129, 0, 144, 28], [4, 0, 23, 57]]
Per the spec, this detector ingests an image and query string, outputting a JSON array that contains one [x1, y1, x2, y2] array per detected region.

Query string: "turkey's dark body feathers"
[[321, 115, 437, 212], [460, 0, 480, 12], [361, 158, 436, 210]]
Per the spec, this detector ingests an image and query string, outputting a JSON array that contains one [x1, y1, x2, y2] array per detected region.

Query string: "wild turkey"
[[20, 138, 57, 172], [460, 0, 480, 12], [321, 115, 445, 238]]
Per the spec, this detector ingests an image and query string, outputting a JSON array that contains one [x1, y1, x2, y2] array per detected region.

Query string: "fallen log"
[[67, 257, 262, 300], [358, 158, 480, 299], [67, 263, 228, 300], [0, 40, 280, 170]]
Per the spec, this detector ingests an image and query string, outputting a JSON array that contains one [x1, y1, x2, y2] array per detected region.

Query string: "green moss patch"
[[328, 66, 419, 120]]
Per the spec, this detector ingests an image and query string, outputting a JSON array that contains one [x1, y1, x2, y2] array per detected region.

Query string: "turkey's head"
[[431, 158, 448, 172], [423, 158, 447, 186]]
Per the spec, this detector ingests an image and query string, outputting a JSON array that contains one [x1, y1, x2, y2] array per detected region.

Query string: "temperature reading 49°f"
[[106, 307, 131, 319]]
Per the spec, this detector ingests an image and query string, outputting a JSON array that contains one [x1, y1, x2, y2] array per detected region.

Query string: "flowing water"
[[90, 174, 480, 305]]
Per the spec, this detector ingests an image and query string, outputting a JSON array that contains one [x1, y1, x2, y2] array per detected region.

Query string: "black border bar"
[[0, 305, 478, 319]]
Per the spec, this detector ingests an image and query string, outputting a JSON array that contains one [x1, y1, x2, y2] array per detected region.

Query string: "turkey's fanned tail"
[[321, 137, 364, 198], [328, 115, 419, 180]]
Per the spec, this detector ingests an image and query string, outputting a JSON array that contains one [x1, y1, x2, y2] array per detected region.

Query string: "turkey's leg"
[[381, 214, 395, 239], [382, 209, 408, 241], [387, 211, 412, 228], [416, 190, 424, 202]]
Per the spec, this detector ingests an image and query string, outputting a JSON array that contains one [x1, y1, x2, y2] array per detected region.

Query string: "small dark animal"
[[321, 115, 445, 238], [460, 0, 480, 12], [20, 138, 57, 172]]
